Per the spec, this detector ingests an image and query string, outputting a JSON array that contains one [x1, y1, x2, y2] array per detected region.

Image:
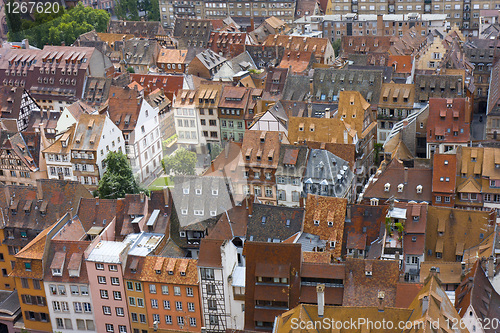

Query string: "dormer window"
[[156, 270, 161, 274], [314, 220, 320, 226], [384, 183, 390, 192], [330, 241, 336, 248], [416, 185, 423, 193], [328, 221, 334, 227], [183, 188, 189, 194], [370, 198, 379, 206], [180, 272, 186, 276], [195, 189, 202, 195], [168, 271, 174, 275], [212, 189, 218, 195], [210, 210, 217, 216], [52, 268, 62, 276], [398, 184, 404, 192]]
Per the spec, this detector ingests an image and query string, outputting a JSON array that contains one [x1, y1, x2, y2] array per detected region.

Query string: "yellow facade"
[[125, 279, 149, 333], [0, 229, 16, 290], [14, 275, 52, 332]]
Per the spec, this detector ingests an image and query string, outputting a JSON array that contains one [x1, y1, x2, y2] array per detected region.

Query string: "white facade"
[[198, 241, 244, 333], [44, 281, 96, 333], [94, 116, 126, 179], [460, 305, 485, 333], [56, 107, 80, 134], [249, 111, 288, 136], [276, 177, 302, 207], [126, 100, 163, 184], [173, 93, 201, 147]]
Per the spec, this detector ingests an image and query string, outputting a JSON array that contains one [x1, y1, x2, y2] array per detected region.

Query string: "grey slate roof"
[[123, 39, 158, 67], [173, 18, 213, 48], [246, 203, 304, 242], [195, 49, 227, 71], [282, 74, 312, 101], [414, 73, 464, 102], [303, 149, 354, 198], [312, 68, 383, 104], [171, 175, 233, 231]]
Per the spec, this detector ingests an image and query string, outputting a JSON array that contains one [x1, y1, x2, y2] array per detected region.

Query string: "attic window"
[[52, 268, 62, 276], [286, 219, 290, 227], [195, 189, 202, 195], [416, 185, 423, 193], [212, 189, 218, 195], [370, 198, 379, 206], [412, 236, 417, 242], [156, 270, 161, 274], [384, 183, 390, 192], [398, 184, 404, 192], [328, 221, 334, 227], [444, 160, 448, 165], [330, 241, 336, 248], [261, 216, 266, 224], [313, 220, 320, 226]]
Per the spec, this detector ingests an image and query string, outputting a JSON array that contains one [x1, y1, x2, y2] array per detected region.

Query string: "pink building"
[[86, 241, 130, 333]]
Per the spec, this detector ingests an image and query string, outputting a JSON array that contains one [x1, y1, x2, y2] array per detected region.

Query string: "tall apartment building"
[[159, 0, 296, 28], [323, 0, 499, 37], [296, 13, 448, 42], [85, 240, 131, 333], [106, 86, 163, 184]]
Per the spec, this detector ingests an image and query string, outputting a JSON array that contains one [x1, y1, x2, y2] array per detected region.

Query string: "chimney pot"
[[316, 284, 325, 317]]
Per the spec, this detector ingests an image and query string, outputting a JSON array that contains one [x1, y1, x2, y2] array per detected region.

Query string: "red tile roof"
[[427, 98, 471, 144], [432, 154, 457, 193]]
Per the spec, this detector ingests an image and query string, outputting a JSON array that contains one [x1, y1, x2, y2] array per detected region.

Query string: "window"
[[186, 287, 193, 296], [113, 291, 122, 300], [162, 285, 169, 295], [177, 317, 185, 326], [151, 299, 159, 309], [53, 301, 61, 311], [74, 302, 82, 313], [174, 286, 181, 296], [116, 307, 125, 316], [109, 265, 117, 271], [135, 283, 142, 291], [111, 277, 119, 285], [176, 301, 183, 311], [84, 302, 91, 313], [80, 286, 88, 296], [131, 313, 138, 322], [98, 276, 106, 284], [106, 324, 114, 332], [100, 290, 109, 299], [153, 314, 160, 323], [70, 285, 79, 295], [190, 318, 197, 327], [33, 280, 40, 290], [164, 300, 170, 309], [140, 314, 146, 323], [137, 298, 144, 307], [119, 326, 127, 333], [150, 284, 157, 294], [103, 306, 111, 315], [58, 285, 66, 295], [188, 302, 195, 312], [165, 315, 172, 324], [96, 263, 104, 270]]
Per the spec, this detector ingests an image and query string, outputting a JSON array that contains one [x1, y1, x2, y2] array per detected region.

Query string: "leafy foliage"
[[115, 0, 159, 21], [162, 148, 197, 176], [332, 38, 341, 56], [97, 151, 143, 199], [7, 3, 110, 48], [127, 66, 135, 73], [209, 143, 223, 161]]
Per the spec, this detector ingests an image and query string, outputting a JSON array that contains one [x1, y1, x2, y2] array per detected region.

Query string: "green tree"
[[209, 143, 223, 161], [8, 3, 110, 48], [127, 66, 135, 73], [97, 151, 142, 199], [162, 148, 197, 176], [5, 0, 23, 41], [332, 39, 342, 56], [147, 0, 160, 21]]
